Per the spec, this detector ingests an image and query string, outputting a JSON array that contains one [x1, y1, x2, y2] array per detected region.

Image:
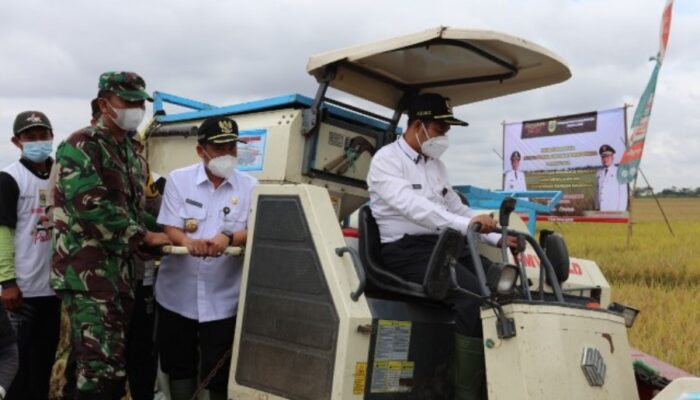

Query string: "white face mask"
[[206, 153, 237, 178], [419, 122, 449, 159], [105, 101, 145, 131]]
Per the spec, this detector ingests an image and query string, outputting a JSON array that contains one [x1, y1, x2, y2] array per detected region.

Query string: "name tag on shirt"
[[185, 198, 203, 208], [412, 184, 422, 189]]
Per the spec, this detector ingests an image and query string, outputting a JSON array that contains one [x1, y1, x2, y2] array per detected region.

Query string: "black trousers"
[[5, 295, 60, 400], [381, 234, 492, 337], [0, 301, 18, 395], [156, 303, 236, 394], [126, 282, 157, 400]]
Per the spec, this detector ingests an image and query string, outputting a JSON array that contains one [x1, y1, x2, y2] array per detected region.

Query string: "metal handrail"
[[161, 245, 243, 256], [335, 246, 366, 301]]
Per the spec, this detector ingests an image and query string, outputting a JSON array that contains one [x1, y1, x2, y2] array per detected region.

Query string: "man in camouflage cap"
[[52, 71, 170, 399]]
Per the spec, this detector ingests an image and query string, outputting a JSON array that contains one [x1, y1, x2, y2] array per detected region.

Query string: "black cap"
[[197, 116, 239, 144], [599, 144, 615, 155], [407, 93, 468, 126], [511, 151, 521, 160], [91, 98, 101, 119], [13, 111, 52, 136]]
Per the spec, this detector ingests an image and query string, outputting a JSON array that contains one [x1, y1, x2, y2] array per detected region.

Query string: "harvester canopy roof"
[[306, 26, 571, 109]]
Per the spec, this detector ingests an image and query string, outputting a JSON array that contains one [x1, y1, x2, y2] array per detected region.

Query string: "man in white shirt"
[[595, 144, 628, 212], [0, 111, 60, 400], [368, 93, 517, 338], [156, 116, 257, 400], [368, 94, 519, 397], [503, 151, 527, 192]]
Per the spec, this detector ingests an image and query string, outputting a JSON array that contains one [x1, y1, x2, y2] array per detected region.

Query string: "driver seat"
[[358, 206, 463, 300]]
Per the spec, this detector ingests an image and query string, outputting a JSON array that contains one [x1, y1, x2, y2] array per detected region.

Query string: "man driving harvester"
[[367, 92, 518, 399]]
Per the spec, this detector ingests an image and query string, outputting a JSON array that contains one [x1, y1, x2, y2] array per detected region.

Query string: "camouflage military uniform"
[[51, 71, 152, 397]]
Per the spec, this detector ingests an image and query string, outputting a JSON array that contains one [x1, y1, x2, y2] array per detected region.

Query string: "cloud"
[[1, 0, 697, 190]]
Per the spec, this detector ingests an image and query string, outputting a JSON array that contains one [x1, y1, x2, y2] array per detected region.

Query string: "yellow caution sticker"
[[353, 362, 367, 395]]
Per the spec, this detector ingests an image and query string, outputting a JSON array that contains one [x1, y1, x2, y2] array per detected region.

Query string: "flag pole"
[[623, 103, 635, 247], [638, 168, 675, 236]]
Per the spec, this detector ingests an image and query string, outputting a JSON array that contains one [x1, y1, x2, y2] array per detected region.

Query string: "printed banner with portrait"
[[502, 107, 629, 221]]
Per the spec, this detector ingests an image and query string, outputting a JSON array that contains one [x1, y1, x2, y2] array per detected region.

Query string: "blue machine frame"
[[454, 185, 563, 234], [151, 91, 398, 133]]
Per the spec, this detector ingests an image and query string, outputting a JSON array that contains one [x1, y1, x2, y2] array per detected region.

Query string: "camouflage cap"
[[98, 71, 153, 102], [13, 111, 52, 136]]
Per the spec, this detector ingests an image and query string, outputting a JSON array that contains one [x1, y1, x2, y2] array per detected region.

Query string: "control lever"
[[497, 197, 532, 300], [498, 197, 517, 263]]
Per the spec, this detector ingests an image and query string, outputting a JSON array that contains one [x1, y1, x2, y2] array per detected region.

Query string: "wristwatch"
[[221, 229, 235, 246]]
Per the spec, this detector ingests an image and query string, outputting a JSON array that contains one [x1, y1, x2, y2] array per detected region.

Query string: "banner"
[[617, 0, 674, 184], [503, 107, 629, 220]]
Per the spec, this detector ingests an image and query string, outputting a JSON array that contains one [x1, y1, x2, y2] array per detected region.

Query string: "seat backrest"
[[358, 206, 426, 296]]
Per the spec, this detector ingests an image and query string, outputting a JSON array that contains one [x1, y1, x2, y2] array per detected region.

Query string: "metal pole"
[[638, 168, 675, 237], [622, 104, 635, 247]]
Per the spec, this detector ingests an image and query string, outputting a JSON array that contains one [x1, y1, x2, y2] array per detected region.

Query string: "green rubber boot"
[[454, 334, 486, 400], [168, 378, 197, 400]]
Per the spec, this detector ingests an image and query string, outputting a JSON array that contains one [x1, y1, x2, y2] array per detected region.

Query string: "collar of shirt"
[[397, 136, 423, 164], [19, 157, 53, 179]]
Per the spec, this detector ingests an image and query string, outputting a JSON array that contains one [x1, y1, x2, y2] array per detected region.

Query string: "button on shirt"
[[368, 137, 500, 245], [155, 162, 257, 322]]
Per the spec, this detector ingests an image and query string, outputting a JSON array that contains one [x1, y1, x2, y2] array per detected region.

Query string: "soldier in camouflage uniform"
[[52, 72, 170, 400]]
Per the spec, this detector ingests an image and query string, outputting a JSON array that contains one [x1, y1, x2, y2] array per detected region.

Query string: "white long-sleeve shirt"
[[503, 169, 527, 192], [367, 137, 500, 245], [596, 165, 628, 211]]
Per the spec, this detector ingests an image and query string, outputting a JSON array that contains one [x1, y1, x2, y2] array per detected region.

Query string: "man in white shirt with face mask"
[[368, 93, 518, 338], [155, 116, 257, 400], [368, 93, 520, 397]]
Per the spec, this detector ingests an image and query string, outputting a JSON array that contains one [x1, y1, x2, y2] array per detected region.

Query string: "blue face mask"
[[22, 140, 53, 163]]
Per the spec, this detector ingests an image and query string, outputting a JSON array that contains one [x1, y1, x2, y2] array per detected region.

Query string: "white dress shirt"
[[367, 137, 500, 245], [155, 162, 257, 322], [596, 165, 628, 211], [503, 169, 527, 192]]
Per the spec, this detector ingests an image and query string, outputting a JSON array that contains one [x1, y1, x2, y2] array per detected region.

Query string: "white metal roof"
[[307, 26, 571, 109]]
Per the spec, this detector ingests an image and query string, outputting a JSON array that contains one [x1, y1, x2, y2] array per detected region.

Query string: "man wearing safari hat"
[[155, 115, 256, 400], [0, 110, 60, 399], [367, 92, 519, 398], [595, 144, 628, 211], [52, 72, 171, 399]]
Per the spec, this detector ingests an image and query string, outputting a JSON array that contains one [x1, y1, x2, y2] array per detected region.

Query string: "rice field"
[[538, 198, 700, 376]]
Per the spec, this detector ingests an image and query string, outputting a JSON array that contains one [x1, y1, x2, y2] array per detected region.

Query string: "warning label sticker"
[[370, 320, 414, 393], [375, 320, 411, 361], [353, 362, 367, 395], [370, 360, 415, 393]]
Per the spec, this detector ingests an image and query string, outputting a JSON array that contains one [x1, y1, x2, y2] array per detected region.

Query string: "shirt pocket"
[[179, 202, 207, 227], [220, 203, 248, 232]]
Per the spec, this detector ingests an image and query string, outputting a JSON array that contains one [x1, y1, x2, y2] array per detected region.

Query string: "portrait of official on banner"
[[503, 107, 629, 220]]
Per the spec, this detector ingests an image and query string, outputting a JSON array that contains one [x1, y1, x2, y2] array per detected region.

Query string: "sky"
[[1, 0, 698, 190]]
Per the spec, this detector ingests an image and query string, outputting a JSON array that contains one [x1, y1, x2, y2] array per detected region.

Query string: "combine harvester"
[[144, 27, 699, 400]]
